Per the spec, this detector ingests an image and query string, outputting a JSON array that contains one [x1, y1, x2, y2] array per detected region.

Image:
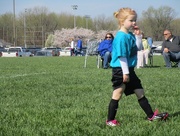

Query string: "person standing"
[[106, 7, 168, 126], [70, 38, 75, 56], [162, 29, 180, 68], [75, 37, 83, 56], [98, 33, 114, 69]]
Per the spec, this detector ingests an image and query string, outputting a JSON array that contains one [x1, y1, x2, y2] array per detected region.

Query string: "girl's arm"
[[119, 57, 130, 83], [119, 57, 129, 74]]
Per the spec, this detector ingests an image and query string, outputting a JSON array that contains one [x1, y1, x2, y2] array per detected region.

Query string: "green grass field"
[[0, 56, 180, 136]]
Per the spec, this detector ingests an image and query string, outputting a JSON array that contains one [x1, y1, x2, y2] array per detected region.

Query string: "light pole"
[[13, 0, 16, 47], [84, 15, 90, 29], [71, 5, 78, 28], [24, 9, 27, 48]]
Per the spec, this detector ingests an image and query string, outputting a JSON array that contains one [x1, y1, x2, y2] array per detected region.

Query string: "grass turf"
[[0, 56, 180, 136]]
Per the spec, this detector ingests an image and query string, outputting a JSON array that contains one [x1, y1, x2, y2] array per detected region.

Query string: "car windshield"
[[36, 52, 46, 56], [8, 48, 21, 52], [35, 51, 52, 56]]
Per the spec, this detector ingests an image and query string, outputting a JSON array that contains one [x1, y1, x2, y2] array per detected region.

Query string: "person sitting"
[[142, 33, 151, 66], [133, 26, 144, 68], [162, 29, 180, 68], [147, 36, 153, 48], [98, 33, 114, 69]]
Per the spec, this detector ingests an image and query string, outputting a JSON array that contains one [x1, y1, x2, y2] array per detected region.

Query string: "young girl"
[[106, 7, 168, 126]]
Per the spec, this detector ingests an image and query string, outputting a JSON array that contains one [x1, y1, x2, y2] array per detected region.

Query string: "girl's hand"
[[123, 74, 130, 83]]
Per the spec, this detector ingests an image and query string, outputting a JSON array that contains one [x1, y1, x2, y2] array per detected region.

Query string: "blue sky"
[[0, 0, 180, 19]]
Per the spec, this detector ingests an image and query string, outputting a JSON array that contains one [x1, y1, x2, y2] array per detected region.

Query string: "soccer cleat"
[[148, 109, 168, 121], [106, 120, 120, 126], [156, 112, 169, 120]]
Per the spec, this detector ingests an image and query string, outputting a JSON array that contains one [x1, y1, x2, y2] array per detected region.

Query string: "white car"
[[153, 44, 162, 54], [1, 47, 33, 57], [59, 47, 71, 56]]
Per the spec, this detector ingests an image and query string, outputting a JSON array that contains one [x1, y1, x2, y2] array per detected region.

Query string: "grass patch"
[[0, 56, 180, 135]]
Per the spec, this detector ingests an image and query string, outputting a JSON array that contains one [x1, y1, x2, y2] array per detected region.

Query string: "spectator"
[[70, 38, 75, 56], [147, 36, 153, 48], [98, 33, 114, 69], [142, 33, 151, 66], [162, 29, 180, 68], [133, 26, 144, 68], [75, 37, 83, 56]]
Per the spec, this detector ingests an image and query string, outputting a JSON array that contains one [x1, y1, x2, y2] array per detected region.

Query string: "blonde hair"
[[70, 38, 74, 41], [114, 7, 137, 27]]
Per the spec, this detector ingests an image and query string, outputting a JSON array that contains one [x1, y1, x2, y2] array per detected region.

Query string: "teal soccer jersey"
[[110, 31, 137, 68]]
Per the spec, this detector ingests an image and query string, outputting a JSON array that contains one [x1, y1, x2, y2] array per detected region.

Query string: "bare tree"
[[0, 13, 14, 43], [92, 15, 117, 32], [171, 19, 180, 36], [1, 5, 180, 47], [141, 6, 176, 40]]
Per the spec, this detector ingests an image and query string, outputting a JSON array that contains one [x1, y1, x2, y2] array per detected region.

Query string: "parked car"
[[42, 47, 61, 56], [153, 45, 162, 54], [60, 47, 71, 56], [1, 47, 33, 57], [74, 46, 87, 56], [0, 47, 6, 57], [34, 50, 53, 57], [26, 47, 42, 56], [59, 46, 87, 56]]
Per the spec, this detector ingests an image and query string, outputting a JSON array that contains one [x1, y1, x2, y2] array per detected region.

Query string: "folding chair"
[[148, 47, 156, 67], [170, 57, 179, 67], [84, 39, 99, 68], [97, 54, 104, 68]]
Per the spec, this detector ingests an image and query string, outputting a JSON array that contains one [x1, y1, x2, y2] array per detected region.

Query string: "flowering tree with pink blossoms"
[[46, 27, 118, 47], [53, 27, 95, 47]]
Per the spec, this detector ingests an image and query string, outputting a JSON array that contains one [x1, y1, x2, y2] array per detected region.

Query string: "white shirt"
[[70, 41, 74, 48]]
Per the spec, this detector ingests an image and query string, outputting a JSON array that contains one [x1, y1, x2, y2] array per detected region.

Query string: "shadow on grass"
[[145, 65, 161, 68], [169, 111, 180, 117]]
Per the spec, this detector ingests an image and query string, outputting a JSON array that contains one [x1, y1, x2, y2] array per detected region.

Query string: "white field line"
[[0, 72, 46, 79]]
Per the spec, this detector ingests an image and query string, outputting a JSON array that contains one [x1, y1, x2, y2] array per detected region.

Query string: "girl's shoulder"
[[115, 31, 127, 39], [116, 31, 134, 37], [115, 31, 135, 41], [116, 31, 126, 35]]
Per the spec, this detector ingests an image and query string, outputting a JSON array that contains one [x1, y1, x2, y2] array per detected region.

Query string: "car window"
[[9, 48, 21, 52], [36, 52, 45, 56]]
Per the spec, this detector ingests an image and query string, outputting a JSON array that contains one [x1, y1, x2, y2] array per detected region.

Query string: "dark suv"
[[42, 47, 62, 56]]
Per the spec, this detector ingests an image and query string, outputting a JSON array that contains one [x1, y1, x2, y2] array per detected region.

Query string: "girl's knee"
[[134, 89, 145, 99]]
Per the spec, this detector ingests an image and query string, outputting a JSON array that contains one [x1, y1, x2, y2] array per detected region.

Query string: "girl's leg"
[[134, 89, 154, 118], [107, 84, 125, 121]]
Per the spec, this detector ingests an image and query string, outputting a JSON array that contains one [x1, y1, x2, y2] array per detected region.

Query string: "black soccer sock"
[[138, 96, 154, 118], [107, 99, 119, 121]]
